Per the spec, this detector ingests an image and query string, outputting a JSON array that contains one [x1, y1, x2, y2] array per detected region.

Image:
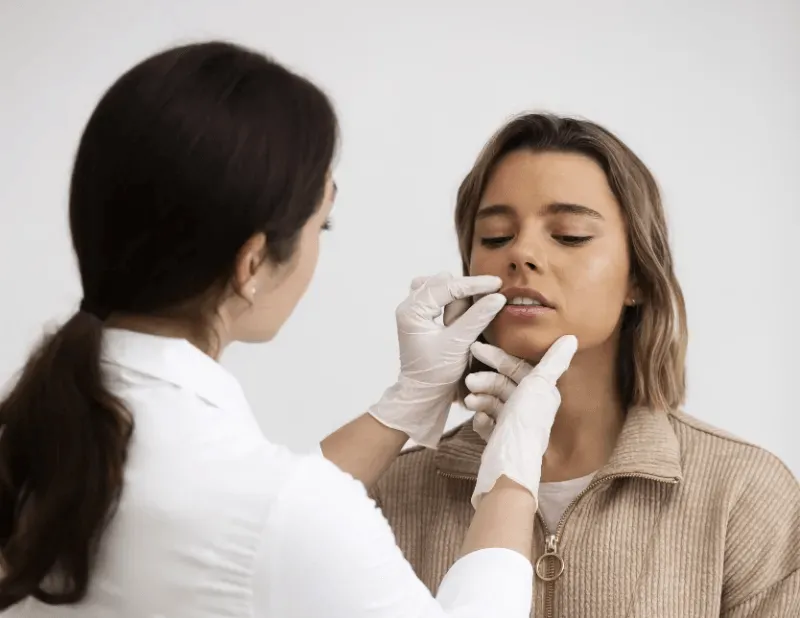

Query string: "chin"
[[485, 325, 564, 363]]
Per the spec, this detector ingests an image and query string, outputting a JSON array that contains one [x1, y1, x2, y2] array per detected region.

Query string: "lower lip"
[[502, 305, 554, 318]]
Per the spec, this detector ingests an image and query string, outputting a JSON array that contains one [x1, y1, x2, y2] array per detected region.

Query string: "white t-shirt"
[[3, 329, 532, 618], [537, 472, 596, 533]]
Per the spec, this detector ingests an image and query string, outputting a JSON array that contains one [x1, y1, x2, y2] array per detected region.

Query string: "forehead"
[[479, 150, 621, 220]]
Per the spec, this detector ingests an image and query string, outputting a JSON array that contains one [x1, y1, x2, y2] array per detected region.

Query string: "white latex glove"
[[368, 273, 507, 448], [463, 347, 534, 442], [469, 336, 578, 508]]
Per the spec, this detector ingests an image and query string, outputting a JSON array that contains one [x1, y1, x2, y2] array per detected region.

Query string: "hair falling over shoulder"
[[0, 312, 133, 608]]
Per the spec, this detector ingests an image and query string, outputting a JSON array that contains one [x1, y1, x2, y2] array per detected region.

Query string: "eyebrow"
[[475, 201, 604, 221], [544, 201, 604, 220]]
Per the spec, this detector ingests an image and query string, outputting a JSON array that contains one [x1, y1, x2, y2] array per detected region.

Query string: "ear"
[[233, 233, 267, 302], [624, 276, 641, 307]]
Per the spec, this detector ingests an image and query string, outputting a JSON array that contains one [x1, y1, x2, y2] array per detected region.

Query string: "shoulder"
[[670, 412, 800, 608], [668, 409, 797, 492], [669, 410, 799, 559]]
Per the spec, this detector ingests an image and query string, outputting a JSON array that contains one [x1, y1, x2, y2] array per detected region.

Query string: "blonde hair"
[[455, 113, 687, 412]]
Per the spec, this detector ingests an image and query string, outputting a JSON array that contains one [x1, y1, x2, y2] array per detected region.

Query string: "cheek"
[[295, 236, 320, 289], [559, 248, 630, 332], [468, 249, 505, 277]]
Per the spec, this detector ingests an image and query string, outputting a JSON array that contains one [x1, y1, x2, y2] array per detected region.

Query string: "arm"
[[321, 413, 408, 489], [255, 456, 534, 618], [720, 451, 800, 617], [458, 476, 536, 560]]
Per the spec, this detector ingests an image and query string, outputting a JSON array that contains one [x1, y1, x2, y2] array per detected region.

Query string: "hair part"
[[0, 40, 338, 607], [454, 113, 687, 413]]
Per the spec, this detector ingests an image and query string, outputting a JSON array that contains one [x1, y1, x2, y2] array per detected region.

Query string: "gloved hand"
[[368, 273, 507, 448], [463, 346, 534, 442], [467, 336, 578, 508], [442, 294, 499, 439]]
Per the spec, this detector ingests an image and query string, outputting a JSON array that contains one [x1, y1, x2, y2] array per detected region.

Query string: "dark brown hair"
[[0, 41, 338, 608], [455, 113, 687, 412]]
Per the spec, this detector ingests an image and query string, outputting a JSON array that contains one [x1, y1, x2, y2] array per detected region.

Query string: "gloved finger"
[[409, 276, 429, 292], [420, 275, 502, 313], [399, 272, 451, 319], [470, 341, 532, 384], [528, 335, 578, 384], [443, 297, 470, 327], [409, 271, 453, 294], [464, 371, 516, 403], [464, 393, 503, 417], [446, 293, 506, 340], [472, 411, 495, 442]]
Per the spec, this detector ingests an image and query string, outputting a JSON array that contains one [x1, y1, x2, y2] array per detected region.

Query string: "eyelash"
[[479, 235, 593, 248], [321, 218, 333, 231]]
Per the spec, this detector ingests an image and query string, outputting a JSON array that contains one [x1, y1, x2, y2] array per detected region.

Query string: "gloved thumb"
[[528, 335, 579, 385]]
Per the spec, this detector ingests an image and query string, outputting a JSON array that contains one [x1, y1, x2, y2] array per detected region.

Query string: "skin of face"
[[226, 176, 337, 344], [469, 150, 636, 363]]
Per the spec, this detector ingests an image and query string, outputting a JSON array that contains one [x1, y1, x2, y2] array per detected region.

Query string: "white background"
[[1, 0, 798, 475]]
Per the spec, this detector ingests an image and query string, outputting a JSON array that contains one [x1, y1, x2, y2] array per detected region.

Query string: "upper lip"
[[501, 286, 555, 308]]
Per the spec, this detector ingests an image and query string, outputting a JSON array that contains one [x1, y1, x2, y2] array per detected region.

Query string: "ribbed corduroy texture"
[[371, 409, 800, 617]]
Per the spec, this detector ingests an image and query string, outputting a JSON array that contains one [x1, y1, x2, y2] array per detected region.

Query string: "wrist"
[[368, 378, 455, 449], [378, 375, 455, 413]]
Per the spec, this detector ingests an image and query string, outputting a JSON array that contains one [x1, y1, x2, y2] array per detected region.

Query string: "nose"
[[508, 260, 537, 273], [507, 235, 544, 274]]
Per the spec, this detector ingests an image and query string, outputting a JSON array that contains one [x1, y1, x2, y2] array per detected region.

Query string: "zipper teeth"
[[437, 471, 478, 482]]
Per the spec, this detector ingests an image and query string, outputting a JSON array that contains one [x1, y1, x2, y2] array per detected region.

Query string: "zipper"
[[437, 471, 479, 482], [537, 471, 679, 618], [439, 469, 679, 618]]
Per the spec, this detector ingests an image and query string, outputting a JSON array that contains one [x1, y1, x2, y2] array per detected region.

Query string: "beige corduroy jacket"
[[371, 408, 800, 617]]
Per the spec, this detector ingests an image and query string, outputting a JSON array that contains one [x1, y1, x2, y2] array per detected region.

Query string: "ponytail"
[[0, 312, 133, 608]]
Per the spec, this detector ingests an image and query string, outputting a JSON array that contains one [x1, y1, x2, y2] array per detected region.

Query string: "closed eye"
[[554, 235, 592, 246], [480, 236, 513, 248], [321, 218, 333, 231]]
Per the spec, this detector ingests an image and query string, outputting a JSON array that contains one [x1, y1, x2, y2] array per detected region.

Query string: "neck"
[[539, 339, 625, 482], [105, 314, 227, 359]]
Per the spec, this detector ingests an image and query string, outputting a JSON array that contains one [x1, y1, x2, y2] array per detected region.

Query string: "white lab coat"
[[4, 329, 532, 617]]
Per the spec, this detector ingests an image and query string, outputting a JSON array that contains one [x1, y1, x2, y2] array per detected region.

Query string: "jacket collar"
[[101, 328, 249, 413], [435, 407, 684, 483]]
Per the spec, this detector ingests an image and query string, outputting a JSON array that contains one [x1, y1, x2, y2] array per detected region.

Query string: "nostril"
[[525, 262, 537, 270]]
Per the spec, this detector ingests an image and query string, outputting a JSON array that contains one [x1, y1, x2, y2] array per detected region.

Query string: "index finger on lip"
[[445, 275, 503, 302], [422, 275, 502, 310]]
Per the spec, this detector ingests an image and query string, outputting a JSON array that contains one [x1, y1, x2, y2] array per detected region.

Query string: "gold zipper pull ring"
[[535, 534, 565, 582]]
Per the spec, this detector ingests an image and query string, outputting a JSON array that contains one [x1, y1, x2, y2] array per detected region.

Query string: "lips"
[[500, 286, 554, 309]]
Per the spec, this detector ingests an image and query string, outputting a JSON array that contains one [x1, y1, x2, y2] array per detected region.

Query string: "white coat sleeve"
[[252, 454, 533, 618]]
